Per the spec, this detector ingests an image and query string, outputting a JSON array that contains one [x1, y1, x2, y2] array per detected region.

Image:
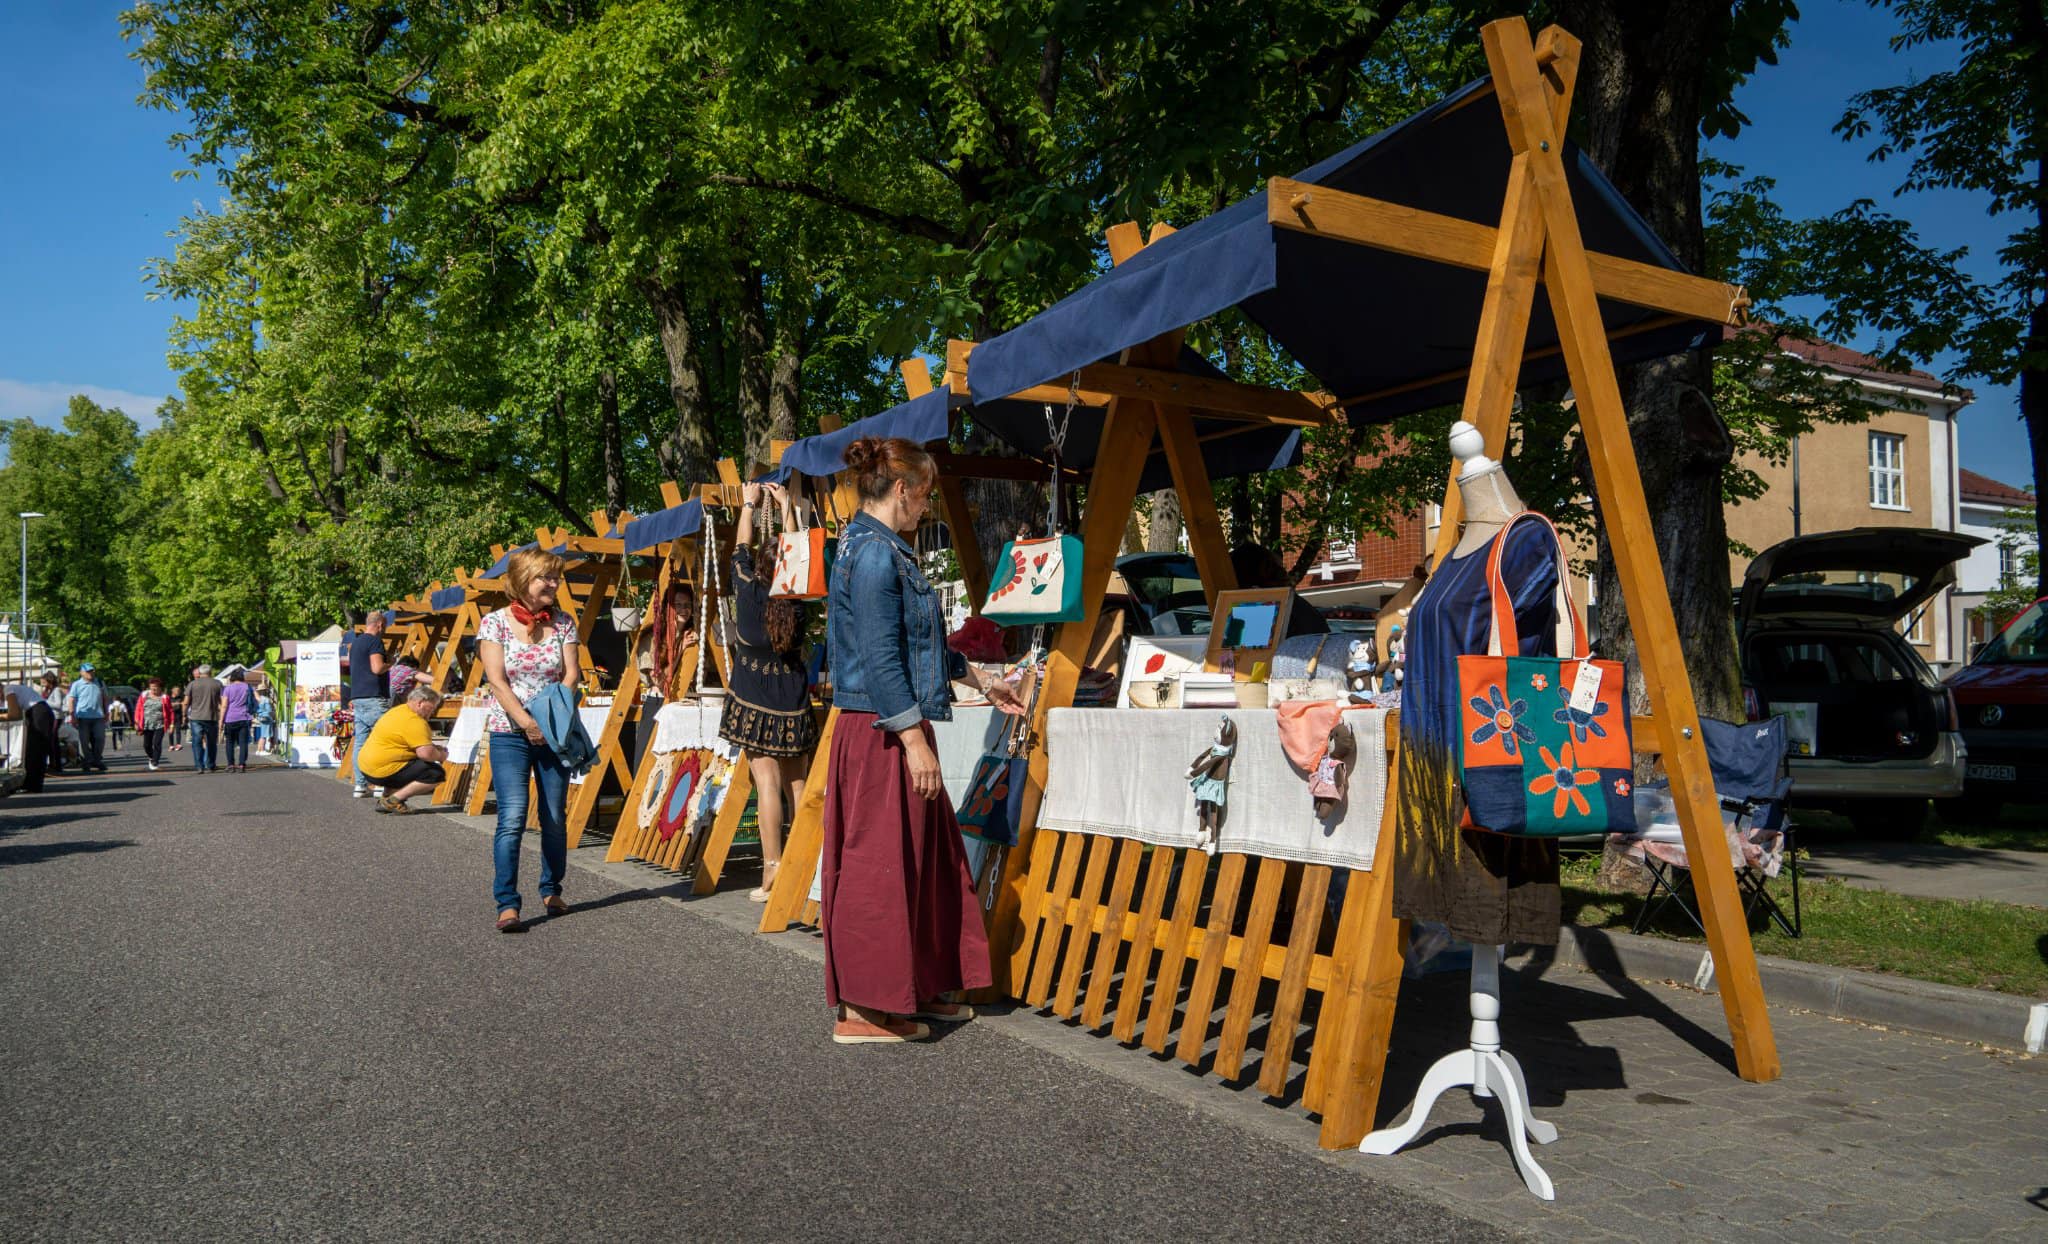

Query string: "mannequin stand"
[[1359, 943, 1558, 1199]]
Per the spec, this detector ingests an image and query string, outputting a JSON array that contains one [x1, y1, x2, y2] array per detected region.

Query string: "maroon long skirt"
[[820, 713, 993, 1013]]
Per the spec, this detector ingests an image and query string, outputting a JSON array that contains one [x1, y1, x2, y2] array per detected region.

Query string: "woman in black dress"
[[723, 480, 821, 901]]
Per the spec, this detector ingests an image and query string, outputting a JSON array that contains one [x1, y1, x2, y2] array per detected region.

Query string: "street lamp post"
[[19, 512, 45, 644]]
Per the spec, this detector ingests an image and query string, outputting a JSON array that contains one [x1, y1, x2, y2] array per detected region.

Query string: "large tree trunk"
[[1146, 488, 1181, 551], [2028, 170, 2047, 601], [731, 241, 773, 471], [643, 277, 718, 487], [1554, 0, 1744, 723], [599, 363, 624, 521]]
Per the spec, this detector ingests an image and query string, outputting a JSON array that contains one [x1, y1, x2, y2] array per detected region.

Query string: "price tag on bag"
[[1568, 661, 1603, 715]]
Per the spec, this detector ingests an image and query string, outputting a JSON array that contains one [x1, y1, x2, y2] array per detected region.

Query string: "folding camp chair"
[[1629, 715, 1800, 939]]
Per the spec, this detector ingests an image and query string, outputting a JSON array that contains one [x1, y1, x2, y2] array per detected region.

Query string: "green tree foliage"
[[99, 0, 2021, 699], [1834, 0, 2048, 598], [0, 397, 176, 677]]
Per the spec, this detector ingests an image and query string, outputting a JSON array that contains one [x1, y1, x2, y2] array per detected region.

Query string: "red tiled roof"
[[1721, 325, 1971, 400], [1958, 468, 2035, 507]]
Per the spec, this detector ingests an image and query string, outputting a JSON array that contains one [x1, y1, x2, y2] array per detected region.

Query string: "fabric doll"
[[1309, 720, 1354, 818], [1346, 638, 1375, 699], [1186, 715, 1237, 853]]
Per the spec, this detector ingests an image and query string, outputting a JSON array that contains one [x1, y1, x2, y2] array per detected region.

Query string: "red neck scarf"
[[510, 602, 551, 629]]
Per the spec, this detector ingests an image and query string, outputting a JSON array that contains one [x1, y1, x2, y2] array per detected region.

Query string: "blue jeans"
[[350, 697, 389, 791], [190, 719, 218, 771], [75, 716, 106, 769], [489, 731, 570, 913], [223, 720, 251, 768]]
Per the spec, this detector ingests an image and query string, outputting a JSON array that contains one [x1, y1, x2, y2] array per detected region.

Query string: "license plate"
[[1967, 764, 2017, 782]]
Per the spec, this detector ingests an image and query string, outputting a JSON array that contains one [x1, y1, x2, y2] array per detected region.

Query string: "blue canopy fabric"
[[621, 499, 703, 554], [480, 540, 577, 579], [777, 388, 952, 479], [965, 346, 1300, 493], [966, 77, 1711, 426], [429, 586, 466, 611]]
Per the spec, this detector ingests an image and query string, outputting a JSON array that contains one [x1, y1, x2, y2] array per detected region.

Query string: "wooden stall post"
[[1482, 14, 1778, 1081]]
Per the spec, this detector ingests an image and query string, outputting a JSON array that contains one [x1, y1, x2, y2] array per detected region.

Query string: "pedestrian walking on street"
[[136, 677, 173, 770], [477, 547, 579, 933], [185, 665, 223, 772], [357, 685, 449, 813], [818, 436, 1019, 1045], [166, 684, 185, 753], [347, 610, 391, 797], [253, 686, 276, 754], [1, 679, 54, 792], [66, 664, 110, 773], [108, 696, 129, 750], [38, 673, 65, 774], [220, 669, 254, 773]]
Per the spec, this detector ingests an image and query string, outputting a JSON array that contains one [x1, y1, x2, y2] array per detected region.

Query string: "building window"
[[1903, 603, 1928, 645], [1868, 432, 1906, 509], [1998, 543, 2017, 587]]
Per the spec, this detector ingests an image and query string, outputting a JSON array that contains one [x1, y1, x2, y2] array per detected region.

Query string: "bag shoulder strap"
[[1482, 511, 1587, 659]]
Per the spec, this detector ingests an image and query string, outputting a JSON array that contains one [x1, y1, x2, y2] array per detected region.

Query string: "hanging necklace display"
[[983, 375, 1086, 626]]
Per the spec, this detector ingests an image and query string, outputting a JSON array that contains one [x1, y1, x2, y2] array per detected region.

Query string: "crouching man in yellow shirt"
[[359, 686, 450, 814]]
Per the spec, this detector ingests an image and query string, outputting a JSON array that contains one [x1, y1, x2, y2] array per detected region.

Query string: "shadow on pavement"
[[0, 838, 135, 868], [5, 791, 154, 809]]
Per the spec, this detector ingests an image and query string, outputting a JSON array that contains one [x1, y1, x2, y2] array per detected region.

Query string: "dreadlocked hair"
[[752, 529, 807, 657]]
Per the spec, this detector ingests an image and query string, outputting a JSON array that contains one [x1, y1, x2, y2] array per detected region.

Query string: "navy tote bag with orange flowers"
[[1456, 513, 1636, 837]]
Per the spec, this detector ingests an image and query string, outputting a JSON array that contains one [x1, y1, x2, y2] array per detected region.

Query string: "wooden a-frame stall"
[[872, 17, 1779, 1151]]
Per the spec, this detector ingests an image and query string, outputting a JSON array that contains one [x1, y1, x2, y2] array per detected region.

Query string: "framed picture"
[[1204, 588, 1295, 680], [1119, 634, 1207, 707]]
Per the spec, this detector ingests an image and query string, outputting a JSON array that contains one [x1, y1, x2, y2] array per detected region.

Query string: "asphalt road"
[[1, 751, 1499, 1242]]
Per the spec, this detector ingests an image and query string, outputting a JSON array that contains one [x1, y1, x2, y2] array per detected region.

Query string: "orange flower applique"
[[1527, 745, 1598, 819]]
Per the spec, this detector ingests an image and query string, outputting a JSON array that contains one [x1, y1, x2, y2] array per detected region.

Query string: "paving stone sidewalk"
[[541, 812, 2048, 1241], [1801, 836, 2048, 908], [5, 759, 2041, 1240]]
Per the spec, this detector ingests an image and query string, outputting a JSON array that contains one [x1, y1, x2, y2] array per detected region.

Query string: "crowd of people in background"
[[2, 661, 280, 785]]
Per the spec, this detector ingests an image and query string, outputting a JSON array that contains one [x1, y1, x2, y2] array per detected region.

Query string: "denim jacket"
[[528, 681, 596, 776], [828, 511, 964, 731]]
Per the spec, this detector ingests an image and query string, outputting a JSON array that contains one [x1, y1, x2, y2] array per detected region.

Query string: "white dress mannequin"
[[1360, 419, 1560, 1200]]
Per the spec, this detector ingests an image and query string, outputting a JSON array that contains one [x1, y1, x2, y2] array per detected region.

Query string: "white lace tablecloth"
[[650, 699, 738, 759], [1037, 706, 1387, 869], [444, 707, 489, 765]]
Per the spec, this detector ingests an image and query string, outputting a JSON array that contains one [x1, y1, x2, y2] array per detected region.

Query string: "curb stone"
[[1510, 925, 2046, 1055]]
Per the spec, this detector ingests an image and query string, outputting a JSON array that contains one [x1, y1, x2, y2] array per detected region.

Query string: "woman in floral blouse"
[[478, 546, 582, 933]]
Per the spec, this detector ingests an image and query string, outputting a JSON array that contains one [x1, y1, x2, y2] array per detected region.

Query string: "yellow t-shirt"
[[359, 705, 432, 779]]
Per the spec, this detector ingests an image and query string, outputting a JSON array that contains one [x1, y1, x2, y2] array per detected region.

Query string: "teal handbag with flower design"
[[1455, 514, 1637, 837]]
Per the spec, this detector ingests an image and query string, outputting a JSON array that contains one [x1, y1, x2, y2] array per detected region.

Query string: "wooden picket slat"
[[1258, 864, 1332, 1098], [1214, 856, 1289, 1079], [1110, 845, 1178, 1043], [1079, 839, 1146, 1029], [1050, 834, 1115, 1018], [1173, 853, 1248, 1066]]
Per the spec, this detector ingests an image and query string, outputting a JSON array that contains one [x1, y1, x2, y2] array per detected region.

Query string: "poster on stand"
[[290, 641, 343, 768]]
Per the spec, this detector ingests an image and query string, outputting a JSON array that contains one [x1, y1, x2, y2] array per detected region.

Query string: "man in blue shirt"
[[347, 610, 391, 797], [67, 663, 109, 774]]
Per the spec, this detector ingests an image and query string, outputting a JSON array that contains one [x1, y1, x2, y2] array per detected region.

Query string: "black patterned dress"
[[718, 545, 820, 758]]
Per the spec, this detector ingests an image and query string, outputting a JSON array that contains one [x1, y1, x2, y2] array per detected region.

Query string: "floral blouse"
[[477, 606, 573, 734]]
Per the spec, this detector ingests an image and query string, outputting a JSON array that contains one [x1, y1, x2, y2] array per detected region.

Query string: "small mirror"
[[1222, 601, 1280, 649]]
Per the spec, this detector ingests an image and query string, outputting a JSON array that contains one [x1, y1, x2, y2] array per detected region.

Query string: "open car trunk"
[[1744, 630, 1943, 761]]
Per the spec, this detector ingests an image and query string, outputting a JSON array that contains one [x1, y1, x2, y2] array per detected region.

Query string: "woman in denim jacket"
[[820, 435, 1020, 1045]]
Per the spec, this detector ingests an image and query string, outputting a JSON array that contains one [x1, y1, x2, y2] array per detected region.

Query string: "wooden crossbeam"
[[1483, 14, 1778, 1084], [1266, 177, 1748, 330], [944, 339, 1339, 427]]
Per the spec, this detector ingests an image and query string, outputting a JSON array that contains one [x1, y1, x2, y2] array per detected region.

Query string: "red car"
[[1943, 596, 2048, 818]]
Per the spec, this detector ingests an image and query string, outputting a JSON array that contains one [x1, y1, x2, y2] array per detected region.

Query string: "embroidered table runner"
[[1037, 706, 1387, 869]]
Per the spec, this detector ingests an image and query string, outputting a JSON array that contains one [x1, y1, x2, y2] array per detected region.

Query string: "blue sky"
[[0, 1, 2031, 488]]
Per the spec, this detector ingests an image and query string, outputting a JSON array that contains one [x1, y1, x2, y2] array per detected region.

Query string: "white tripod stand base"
[[1358, 945, 1558, 1199], [1359, 1048, 1557, 1199]]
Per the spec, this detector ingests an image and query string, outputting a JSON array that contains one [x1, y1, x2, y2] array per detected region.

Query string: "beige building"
[[1721, 336, 1969, 666]]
